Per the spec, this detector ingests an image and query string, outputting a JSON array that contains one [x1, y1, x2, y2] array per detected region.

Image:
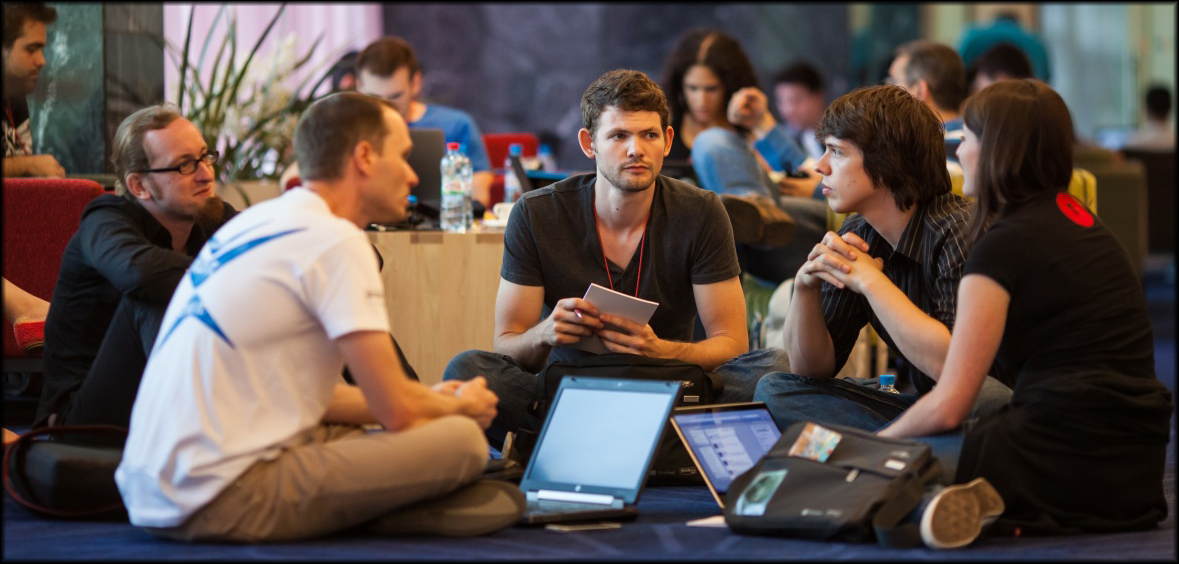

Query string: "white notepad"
[[569, 283, 659, 354]]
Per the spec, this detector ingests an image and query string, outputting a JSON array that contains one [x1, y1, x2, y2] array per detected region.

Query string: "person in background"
[[2, 2, 63, 178], [771, 60, 828, 164], [661, 29, 830, 285], [958, 12, 1051, 83], [965, 42, 1034, 95], [888, 40, 968, 170], [1125, 84, 1174, 151], [879, 78, 1172, 537], [355, 36, 494, 207], [116, 92, 505, 542]]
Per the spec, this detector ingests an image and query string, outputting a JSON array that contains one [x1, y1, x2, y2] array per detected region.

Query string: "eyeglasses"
[[138, 151, 218, 175]]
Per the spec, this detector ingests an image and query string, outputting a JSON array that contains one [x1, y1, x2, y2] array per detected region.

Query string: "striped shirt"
[[821, 192, 972, 394]]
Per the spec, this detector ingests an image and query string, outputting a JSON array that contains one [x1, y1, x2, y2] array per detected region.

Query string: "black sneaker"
[[919, 477, 1005, 549], [721, 194, 764, 245], [364, 479, 526, 537], [720, 194, 796, 247]]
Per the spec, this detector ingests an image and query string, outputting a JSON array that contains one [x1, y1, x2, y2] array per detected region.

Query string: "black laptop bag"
[[723, 421, 942, 547], [511, 353, 723, 485]]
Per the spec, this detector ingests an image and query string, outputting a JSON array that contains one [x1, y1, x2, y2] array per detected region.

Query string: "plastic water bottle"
[[537, 143, 557, 172], [502, 143, 524, 204], [440, 142, 473, 233], [878, 374, 899, 394]]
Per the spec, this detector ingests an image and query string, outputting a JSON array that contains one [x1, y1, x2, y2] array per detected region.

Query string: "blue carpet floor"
[[4, 254, 1175, 561]]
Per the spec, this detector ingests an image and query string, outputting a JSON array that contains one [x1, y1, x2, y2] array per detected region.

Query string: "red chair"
[[483, 133, 539, 204], [3, 178, 105, 372]]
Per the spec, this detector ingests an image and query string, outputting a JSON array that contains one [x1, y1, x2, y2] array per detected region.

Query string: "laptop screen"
[[521, 378, 680, 501], [408, 128, 445, 204], [672, 405, 780, 495]]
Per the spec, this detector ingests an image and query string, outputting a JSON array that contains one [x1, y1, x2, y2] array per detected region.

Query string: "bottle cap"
[[879, 374, 895, 386], [446, 142, 460, 151]]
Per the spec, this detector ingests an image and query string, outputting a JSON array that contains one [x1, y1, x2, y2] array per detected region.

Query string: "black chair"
[[1120, 148, 1175, 253]]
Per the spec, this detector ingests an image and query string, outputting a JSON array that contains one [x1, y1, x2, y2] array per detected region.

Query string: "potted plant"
[[164, 3, 338, 205]]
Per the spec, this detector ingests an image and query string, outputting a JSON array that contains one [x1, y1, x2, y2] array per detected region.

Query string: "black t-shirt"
[[501, 173, 740, 364], [956, 191, 1172, 534]]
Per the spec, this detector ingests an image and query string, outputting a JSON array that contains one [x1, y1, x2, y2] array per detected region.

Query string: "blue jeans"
[[444, 347, 791, 448], [753, 373, 1013, 484], [690, 128, 829, 284]]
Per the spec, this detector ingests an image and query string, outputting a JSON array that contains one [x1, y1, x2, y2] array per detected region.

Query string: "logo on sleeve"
[[1056, 192, 1093, 228]]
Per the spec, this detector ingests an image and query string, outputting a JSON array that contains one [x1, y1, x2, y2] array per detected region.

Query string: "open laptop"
[[408, 127, 446, 209], [669, 402, 782, 508], [517, 376, 681, 525]]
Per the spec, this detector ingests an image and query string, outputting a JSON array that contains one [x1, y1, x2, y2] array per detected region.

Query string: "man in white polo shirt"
[[116, 92, 502, 542]]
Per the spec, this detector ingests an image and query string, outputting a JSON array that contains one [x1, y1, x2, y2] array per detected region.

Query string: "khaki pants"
[[147, 415, 488, 542]]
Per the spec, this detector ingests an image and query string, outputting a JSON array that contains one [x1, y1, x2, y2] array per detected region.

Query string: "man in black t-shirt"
[[444, 70, 789, 447], [753, 86, 1012, 472], [2, 2, 64, 177]]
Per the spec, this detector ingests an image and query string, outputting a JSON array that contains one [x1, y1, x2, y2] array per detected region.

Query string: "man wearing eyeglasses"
[[36, 104, 237, 432]]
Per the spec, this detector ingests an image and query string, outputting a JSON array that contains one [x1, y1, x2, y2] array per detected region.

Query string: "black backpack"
[[508, 353, 723, 486]]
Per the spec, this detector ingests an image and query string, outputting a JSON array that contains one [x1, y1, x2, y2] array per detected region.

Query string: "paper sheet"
[[568, 283, 659, 354]]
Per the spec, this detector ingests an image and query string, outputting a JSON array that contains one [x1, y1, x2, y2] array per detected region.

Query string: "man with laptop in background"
[[354, 36, 495, 208], [443, 69, 790, 451]]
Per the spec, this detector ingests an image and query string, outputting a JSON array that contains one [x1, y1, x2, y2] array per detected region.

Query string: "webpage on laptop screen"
[[676, 410, 780, 493]]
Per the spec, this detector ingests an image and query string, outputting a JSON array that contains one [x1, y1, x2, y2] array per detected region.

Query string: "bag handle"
[[3, 425, 128, 519], [871, 458, 943, 548]]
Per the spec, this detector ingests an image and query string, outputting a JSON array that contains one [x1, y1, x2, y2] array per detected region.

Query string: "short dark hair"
[[816, 85, 950, 211], [581, 69, 669, 139], [662, 29, 760, 136], [3, 2, 57, 50], [1145, 84, 1172, 120], [356, 36, 420, 79], [896, 40, 966, 113], [111, 104, 185, 201], [328, 50, 359, 92], [294, 92, 395, 181], [962, 79, 1074, 243], [773, 61, 825, 95], [968, 42, 1034, 83]]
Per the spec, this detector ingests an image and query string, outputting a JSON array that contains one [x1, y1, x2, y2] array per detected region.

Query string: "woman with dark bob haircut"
[[878, 79, 1172, 536]]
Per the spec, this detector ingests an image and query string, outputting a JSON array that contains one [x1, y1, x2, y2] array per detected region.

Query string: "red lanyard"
[[4, 101, 31, 156], [592, 205, 650, 297]]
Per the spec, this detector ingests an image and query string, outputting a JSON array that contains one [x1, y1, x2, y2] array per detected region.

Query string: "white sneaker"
[[920, 477, 1005, 549]]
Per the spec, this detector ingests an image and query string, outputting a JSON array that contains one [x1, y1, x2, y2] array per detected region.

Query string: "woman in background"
[[879, 79, 1172, 536], [661, 29, 828, 285]]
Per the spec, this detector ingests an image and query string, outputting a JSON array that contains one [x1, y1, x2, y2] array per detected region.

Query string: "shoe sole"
[[721, 195, 763, 245], [920, 477, 1005, 549]]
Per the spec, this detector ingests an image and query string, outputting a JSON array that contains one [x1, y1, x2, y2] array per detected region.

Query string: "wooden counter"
[[367, 229, 505, 386]]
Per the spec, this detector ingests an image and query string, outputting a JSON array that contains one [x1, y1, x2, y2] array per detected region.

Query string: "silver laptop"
[[518, 376, 681, 525], [669, 402, 782, 508]]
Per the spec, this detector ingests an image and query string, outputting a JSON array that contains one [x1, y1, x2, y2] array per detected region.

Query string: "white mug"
[[493, 202, 514, 220]]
